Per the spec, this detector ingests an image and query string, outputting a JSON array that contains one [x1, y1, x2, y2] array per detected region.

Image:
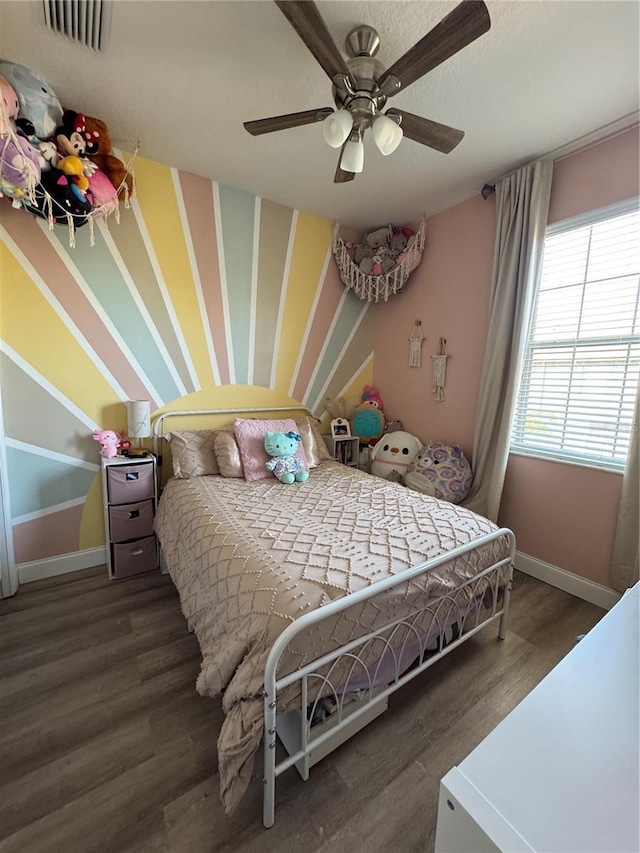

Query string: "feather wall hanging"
[[432, 337, 449, 401], [409, 320, 424, 367]]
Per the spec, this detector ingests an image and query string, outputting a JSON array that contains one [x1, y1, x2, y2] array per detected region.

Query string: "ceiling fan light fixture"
[[372, 114, 403, 156], [322, 109, 354, 148], [341, 139, 364, 174]]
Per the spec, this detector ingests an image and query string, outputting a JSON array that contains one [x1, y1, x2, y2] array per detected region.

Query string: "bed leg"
[[498, 565, 514, 640], [263, 690, 277, 828]]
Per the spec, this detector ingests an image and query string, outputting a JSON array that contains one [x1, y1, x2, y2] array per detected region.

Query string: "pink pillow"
[[234, 418, 308, 482]]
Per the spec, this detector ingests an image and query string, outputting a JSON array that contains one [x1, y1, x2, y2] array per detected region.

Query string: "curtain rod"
[[482, 110, 639, 197]]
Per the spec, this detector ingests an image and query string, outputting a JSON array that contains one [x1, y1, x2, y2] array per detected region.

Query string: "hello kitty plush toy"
[[264, 431, 309, 484], [92, 429, 122, 459], [370, 430, 422, 482]]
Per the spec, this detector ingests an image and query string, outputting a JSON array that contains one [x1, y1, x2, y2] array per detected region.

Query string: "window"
[[511, 200, 640, 472]]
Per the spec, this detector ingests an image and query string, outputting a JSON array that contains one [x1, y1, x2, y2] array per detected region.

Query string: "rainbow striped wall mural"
[[0, 155, 374, 571]]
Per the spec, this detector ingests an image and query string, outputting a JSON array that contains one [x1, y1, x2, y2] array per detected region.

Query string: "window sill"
[[508, 449, 625, 476]]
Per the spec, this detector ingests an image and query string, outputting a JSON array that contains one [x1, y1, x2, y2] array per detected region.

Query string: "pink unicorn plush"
[[92, 429, 122, 459]]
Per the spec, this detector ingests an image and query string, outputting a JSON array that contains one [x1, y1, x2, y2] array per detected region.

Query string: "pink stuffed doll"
[[361, 385, 384, 411], [92, 429, 122, 459], [0, 75, 41, 204]]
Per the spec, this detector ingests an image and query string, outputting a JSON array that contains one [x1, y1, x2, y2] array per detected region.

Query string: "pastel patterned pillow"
[[167, 430, 219, 478], [234, 418, 308, 482]]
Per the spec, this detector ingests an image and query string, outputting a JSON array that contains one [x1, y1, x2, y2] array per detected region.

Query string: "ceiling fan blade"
[[386, 109, 465, 154], [275, 0, 356, 87], [244, 108, 333, 136], [334, 144, 356, 183], [378, 0, 490, 92]]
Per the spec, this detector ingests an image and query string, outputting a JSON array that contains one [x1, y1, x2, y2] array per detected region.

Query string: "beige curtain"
[[611, 381, 640, 592], [464, 160, 553, 522]]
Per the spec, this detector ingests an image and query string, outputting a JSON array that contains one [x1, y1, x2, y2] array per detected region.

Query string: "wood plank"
[[0, 568, 605, 853], [0, 567, 109, 612], [0, 729, 217, 853], [0, 583, 177, 653], [0, 619, 192, 709], [0, 613, 133, 679], [0, 718, 153, 841], [0, 658, 201, 785]]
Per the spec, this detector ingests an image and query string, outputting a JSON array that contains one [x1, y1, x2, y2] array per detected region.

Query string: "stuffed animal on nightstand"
[[264, 431, 309, 484], [370, 431, 422, 482], [351, 385, 386, 447], [92, 429, 123, 459]]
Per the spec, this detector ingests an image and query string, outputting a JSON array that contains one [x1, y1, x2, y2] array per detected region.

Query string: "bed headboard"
[[152, 405, 314, 483]]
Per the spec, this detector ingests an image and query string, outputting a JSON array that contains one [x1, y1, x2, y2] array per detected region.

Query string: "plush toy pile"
[[0, 60, 134, 242], [366, 427, 473, 504], [344, 224, 416, 276]]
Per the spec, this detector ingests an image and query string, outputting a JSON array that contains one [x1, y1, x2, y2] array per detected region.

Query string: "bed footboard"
[[263, 527, 515, 828]]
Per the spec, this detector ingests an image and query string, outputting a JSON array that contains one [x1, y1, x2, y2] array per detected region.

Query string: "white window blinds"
[[511, 202, 640, 471]]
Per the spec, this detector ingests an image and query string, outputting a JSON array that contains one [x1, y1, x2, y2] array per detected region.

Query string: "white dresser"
[[435, 584, 639, 853]]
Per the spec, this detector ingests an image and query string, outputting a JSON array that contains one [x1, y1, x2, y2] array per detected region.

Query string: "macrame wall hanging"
[[432, 337, 449, 401], [332, 216, 426, 304], [409, 320, 424, 367]]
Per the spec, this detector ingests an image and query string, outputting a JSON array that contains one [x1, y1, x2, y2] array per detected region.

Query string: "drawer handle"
[[128, 510, 140, 519], [126, 472, 139, 481], [130, 548, 144, 556]]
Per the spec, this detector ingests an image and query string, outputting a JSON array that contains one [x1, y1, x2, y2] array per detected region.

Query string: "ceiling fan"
[[244, 0, 491, 184]]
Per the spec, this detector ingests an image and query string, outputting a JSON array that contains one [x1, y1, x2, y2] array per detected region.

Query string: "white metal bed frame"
[[152, 407, 515, 828]]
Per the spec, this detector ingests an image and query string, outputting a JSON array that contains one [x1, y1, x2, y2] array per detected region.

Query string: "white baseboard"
[[515, 551, 621, 611], [18, 546, 107, 585], [15, 544, 621, 608]]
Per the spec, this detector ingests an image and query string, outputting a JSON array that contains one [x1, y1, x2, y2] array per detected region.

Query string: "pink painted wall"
[[371, 195, 497, 458], [500, 456, 623, 585], [373, 127, 639, 588], [547, 127, 640, 224]]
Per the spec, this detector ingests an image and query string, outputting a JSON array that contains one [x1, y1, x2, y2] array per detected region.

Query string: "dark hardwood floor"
[[0, 567, 605, 853]]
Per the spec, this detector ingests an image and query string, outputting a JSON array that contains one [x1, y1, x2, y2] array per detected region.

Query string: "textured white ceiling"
[[0, 1, 638, 228]]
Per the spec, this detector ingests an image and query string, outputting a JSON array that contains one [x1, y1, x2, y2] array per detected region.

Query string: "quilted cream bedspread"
[[155, 461, 507, 813]]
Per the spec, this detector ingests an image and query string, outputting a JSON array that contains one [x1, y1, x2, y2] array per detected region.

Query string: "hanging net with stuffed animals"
[[0, 60, 137, 248], [332, 217, 425, 303]]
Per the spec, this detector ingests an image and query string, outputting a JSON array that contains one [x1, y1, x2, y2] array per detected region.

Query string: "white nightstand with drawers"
[[101, 454, 159, 580]]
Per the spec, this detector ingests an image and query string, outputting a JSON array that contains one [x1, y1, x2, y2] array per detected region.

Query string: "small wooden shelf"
[[322, 435, 359, 468]]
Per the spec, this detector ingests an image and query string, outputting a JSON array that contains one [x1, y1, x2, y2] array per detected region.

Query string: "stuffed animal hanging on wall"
[[0, 60, 63, 140], [0, 74, 42, 205], [82, 114, 134, 200]]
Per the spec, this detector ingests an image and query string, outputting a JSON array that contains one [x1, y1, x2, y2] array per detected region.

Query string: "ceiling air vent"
[[42, 0, 111, 52]]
